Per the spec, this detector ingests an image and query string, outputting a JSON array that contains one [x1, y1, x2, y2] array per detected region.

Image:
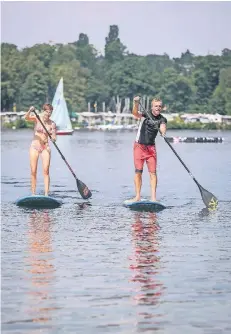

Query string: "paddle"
[[138, 102, 218, 210], [33, 109, 92, 200]]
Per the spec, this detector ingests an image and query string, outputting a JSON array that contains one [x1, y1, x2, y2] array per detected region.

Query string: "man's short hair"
[[151, 98, 162, 106]]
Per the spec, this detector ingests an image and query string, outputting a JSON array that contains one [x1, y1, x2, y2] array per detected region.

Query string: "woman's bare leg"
[[29, 147, 39, 195], [41, 149, 51, 196]]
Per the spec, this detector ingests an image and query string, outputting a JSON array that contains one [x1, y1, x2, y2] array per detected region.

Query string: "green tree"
[[105, 55, 161, 99], [85, 76, 110, 106], [1, 26, 231, 115], [19, 54, 49, 108], [22, 43, 56, 68], [145, 53, 173, 73], [50, 44, 77, 65], [1, 43, 23, 110], [160, 68, 195, 112], [19, 71, 49, 109], [192, 55, 221, 110], [210, 67, 231, 115], [73, 33, 98, 71], [105, 25, 126, 64], [221, 48, 231, 67], [173, 49, 195, 76], [50, 60, 89, 112]]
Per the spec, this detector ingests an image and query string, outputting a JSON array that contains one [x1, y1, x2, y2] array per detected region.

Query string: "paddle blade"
[[198, 184, 218, 211], [76, 179, 92, 200]]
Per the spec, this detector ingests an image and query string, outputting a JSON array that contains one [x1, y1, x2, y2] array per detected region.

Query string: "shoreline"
[[2, 121, 231, 131]]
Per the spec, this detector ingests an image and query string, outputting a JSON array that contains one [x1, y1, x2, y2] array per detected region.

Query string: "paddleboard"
[[15, 195, 61, 209], [123, 199, 166, 212]]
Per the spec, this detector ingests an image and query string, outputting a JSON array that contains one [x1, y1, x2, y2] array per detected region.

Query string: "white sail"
[[51, 77, 73, 132]]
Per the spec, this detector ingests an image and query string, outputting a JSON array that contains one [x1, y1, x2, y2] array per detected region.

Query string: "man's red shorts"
[[133, 142, 157, 173]]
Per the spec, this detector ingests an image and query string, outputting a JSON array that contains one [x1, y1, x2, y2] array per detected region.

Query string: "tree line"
[[1, 25, 231, 115]]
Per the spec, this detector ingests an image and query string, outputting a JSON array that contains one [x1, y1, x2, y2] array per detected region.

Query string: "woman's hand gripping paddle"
[[33, 109, 92, 200]]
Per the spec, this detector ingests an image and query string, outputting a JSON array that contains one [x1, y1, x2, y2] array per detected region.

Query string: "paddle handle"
[[33, 109, 78, 180], [162, 135, 204, 189], [162, 135, 194, 178]]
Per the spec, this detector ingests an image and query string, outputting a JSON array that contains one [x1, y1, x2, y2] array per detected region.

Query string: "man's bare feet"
[[124, 197, 141, 204]]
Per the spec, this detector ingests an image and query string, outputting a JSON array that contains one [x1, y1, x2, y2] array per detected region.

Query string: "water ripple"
[[1, 129, 231, 333]]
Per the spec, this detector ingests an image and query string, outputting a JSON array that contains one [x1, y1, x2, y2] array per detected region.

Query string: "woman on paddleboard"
[[24, 104, 57, 196]]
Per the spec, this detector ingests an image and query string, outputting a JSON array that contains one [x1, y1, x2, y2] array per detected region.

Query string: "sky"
[[1, 1, 231, 58]]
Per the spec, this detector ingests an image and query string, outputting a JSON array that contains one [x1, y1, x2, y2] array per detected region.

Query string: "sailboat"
[[51, 77, 74, 135]]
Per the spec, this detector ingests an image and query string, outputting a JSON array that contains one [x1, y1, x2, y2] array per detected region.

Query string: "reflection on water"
[[129, 212, 165, 330], [2, 130, 231, 333], [25, 210, 58, 330]]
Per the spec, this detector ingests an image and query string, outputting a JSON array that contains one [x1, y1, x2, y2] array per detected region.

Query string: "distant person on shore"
[[24, 104, 57, 196], [127, 96, 167, 203]]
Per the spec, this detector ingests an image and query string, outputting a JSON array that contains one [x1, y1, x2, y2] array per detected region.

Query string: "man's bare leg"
[[150, 172, 157, 201], [126, 172, 142, 203]]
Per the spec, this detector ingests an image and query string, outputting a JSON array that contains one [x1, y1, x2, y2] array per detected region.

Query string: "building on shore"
[[1, 111, 231, 129]]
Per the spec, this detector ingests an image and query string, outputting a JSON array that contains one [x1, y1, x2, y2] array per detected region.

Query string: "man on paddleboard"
[[127, 96, 167, 203]]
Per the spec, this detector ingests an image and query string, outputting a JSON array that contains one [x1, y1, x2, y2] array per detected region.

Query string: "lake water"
[[1, 129, 231, 334]]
